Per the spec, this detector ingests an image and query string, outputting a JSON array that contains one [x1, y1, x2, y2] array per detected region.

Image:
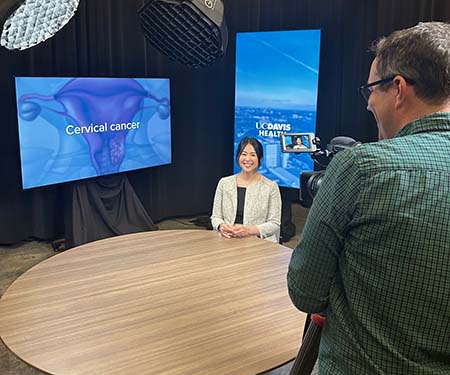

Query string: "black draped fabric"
[[0, 0, 449, 244], [64, 174, 157, 249]]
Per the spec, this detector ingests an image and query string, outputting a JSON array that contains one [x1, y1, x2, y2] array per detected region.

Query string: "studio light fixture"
[[138, 0, 228, 69], [0, 0, 80, 51]]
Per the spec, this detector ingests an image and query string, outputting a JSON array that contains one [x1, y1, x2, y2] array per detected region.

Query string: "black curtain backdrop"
[[64, 174, 158, 249], [1, 0, 449, 244]]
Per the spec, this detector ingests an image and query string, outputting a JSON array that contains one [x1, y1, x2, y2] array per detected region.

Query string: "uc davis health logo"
[[255, 121, 292, 137]]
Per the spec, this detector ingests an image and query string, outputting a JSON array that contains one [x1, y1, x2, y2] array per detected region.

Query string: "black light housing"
[[138, 0, 228, 69]]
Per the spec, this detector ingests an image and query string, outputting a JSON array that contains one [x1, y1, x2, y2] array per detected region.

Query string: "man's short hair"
[[372, 21, 450, 104]]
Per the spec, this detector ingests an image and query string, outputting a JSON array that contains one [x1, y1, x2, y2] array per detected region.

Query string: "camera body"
[[281, 133, 361, 208]]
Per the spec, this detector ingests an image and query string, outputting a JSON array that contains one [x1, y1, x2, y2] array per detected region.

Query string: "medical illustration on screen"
[[15, 77, 172, 189], [234, 29, 321, 188]]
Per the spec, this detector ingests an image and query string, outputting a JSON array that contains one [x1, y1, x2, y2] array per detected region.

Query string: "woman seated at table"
[[211, 136, 281, 243]]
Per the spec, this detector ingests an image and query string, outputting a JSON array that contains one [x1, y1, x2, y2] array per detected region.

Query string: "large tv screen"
[[234, 29, 321, 188], [15, 77, 171, 189]]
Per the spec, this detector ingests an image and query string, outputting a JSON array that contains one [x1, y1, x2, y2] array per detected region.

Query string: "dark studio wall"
[[0, 0, 449, 244]]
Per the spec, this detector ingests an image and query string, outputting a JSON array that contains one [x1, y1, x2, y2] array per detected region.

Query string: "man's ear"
[[394, 76, 410, 110]]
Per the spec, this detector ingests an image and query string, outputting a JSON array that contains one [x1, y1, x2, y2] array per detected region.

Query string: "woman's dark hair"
[[235, 137, 264, 167]]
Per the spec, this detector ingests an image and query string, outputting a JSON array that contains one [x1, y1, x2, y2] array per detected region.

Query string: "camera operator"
[[287, 22, 450, 375]]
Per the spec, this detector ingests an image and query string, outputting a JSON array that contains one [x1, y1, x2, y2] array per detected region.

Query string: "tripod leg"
[[289, 314, 325, 375]]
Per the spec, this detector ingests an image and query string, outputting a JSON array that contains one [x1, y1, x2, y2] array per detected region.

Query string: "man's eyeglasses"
[[359, 76, 416, 102], [359, 76, 396, 102]]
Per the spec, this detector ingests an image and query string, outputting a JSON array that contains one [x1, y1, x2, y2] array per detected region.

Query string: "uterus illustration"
[[18, 78, 170, 176]]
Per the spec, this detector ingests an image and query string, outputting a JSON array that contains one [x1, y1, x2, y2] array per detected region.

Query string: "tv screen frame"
[[233, 29, 321, 188], [15, 76, 172, 189]]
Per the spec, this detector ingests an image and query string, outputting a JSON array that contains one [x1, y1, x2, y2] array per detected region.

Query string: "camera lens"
[[300, 170, 325, 208], [307, 171, 326, 198]]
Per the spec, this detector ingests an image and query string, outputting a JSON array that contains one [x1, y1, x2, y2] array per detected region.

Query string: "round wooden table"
[[0, 230, 305, 375]]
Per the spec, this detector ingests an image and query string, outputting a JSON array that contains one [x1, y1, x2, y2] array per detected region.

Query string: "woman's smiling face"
[[238, 143, 259, 173]]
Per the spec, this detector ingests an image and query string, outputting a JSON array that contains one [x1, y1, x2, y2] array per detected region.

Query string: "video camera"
[[280, 133, 361, 208]]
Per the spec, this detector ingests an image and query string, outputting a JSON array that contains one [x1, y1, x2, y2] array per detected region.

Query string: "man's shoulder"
[[350, 138, 398, 161], [342, 136, 425, 173], [352, 132, 450, 173]]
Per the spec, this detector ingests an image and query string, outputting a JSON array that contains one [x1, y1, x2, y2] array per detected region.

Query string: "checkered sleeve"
[[287, 148, 362, 313]]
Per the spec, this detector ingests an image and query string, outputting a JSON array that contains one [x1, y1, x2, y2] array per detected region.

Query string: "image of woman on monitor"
[[288, 136, 309, 150]]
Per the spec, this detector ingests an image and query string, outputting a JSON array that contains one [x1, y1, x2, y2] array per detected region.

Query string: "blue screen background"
[[234, 29, 321, 188], [15, 77, 172, 189]]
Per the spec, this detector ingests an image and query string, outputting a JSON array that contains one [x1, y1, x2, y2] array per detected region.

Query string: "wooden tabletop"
[[0, 230, 305, 375]]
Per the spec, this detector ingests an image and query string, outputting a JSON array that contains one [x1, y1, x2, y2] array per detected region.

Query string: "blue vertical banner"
[[234, 29, 321, 188]]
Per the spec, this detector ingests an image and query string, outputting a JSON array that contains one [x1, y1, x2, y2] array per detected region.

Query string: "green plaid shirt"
[[288, 112, 450, 375]]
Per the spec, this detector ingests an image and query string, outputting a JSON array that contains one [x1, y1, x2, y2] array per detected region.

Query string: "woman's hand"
[[219, 224, 260, 238], [231, 225, 250, 237], [230, 225, 260, 238], [218, 223, 235, 238]]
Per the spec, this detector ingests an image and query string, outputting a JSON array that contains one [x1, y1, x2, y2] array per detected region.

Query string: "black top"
[[234, 187, 247, 224]]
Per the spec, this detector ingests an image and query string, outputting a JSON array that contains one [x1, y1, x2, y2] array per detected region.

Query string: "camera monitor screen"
[[234, 29, 321, 188], [15, 77, 172, 189], [281, 133, 317, 153]]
